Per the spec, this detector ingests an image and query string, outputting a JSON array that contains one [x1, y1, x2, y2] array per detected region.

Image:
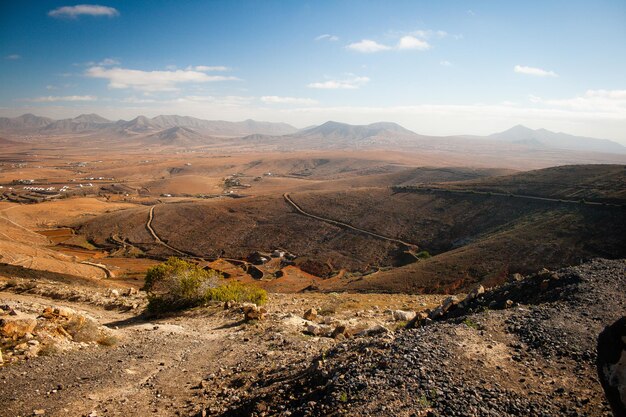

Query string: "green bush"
[[415, 250, 431, 259], [143, 257, 266, 312], [205, 281, 267, 305]]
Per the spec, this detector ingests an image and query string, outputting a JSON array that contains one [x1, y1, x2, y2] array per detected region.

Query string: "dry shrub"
[[205, 281, 267, 306], [144, 258, 266, 313]]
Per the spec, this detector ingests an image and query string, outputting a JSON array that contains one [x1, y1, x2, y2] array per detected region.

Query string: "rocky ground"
[[218, 259, 625, 417], [0, 271, 443, 417], [0, 259, 623, 416]]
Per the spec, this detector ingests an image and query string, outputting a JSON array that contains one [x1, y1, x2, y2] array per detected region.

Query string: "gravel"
[[219, 259, 625, 417]]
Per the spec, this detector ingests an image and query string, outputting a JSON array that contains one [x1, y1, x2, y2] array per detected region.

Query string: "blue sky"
[[1, 0, 625, 142]]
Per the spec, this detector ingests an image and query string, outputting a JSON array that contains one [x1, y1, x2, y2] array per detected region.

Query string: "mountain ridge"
[[0, 114, 624, 154]]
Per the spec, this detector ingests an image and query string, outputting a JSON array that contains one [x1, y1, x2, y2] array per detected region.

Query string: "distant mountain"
[[42, 114, 113, 134], [489, 125, 626, 154], [71, 113, 111, 124], [115, 115, 157, 134], [0, 113, 298, 137], [1, 114, 624, 157], [0, 113, 54, 131], [298, 121, 415, 141], [145, 126, 206, 145], [114, 115, 298, 137]]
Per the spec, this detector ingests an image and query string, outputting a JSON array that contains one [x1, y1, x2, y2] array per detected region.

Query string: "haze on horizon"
[[1, 0, 625, 144]]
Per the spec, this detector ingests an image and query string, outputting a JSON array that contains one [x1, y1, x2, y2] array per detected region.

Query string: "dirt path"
[[283, 192, 418, 248], [394, 186, 626, 208], [146, 205, 191, 257], [79, 261, 114, 278], [0, 291, 239, 417]]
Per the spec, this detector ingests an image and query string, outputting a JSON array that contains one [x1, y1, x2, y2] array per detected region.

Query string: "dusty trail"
[[0, 291, 236, 417], [283, 192, 418, 248], [146, 205, 191, 257]]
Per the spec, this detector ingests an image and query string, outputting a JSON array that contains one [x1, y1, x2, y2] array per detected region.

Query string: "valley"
[[0, 114, 625, 417]]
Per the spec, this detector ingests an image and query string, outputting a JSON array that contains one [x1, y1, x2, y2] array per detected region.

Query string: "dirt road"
[[0, 291, 239, 417], [283, 192, 418, 248]]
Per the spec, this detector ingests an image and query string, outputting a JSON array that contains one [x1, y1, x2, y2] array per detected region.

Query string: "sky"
[[1, 0, 626, 143]]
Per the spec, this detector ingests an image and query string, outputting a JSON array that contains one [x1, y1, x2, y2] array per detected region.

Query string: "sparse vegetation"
[[394, 320, 408, 330], [417, 393, 432, 408], [143, 257, 266, 312], [415, 250, 431, 259], [462, 317, 479, 329], [205, 280, 267, 305]]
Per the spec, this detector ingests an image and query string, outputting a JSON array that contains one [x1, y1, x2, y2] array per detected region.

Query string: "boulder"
[[124, 287, 138, 296], [55, 307, 75, 319], [306, 323, 322, 336], [41, 307, 75, 320], [429, 296, 458, 320], [242, 304, 267, 321], [458, 286, 485, 309], [392, 310, 416, 322], [303, 308, 317, 321], [405, 311, 429, 329], [0, 314, 37, 339], [597, 316, 626, 417], [331, 325, 351, 339], [357, 324, 390, 337]]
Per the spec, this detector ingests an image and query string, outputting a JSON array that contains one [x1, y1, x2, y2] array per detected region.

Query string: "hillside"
[[74, 165, 626, 293], [439, 164, 626, 204]]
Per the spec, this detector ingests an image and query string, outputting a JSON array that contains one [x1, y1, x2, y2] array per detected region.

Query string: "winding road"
[[145, 205, 265, 279], [393, 186, 625, 208], [146, 205, 189, 257], [283, 193, 418, 248]]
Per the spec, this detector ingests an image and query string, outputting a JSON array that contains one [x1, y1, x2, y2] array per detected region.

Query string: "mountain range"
[[0, 113, 624, 155], [0, 113, 298, 138]]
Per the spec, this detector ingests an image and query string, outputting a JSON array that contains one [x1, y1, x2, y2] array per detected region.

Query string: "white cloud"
[[261, 96, 318, 105], [529, 89, 626, 112], [315, 34, 339, 42], [346, 39, 391, 53], [48, 4, 120, 18], [188, 65, 230, 72], [5, 54, 21, 60], [397, 36, 431, 51], [440, 60, 452, 67], [86, 66, 239, 92], [307, 75, 370, 90], [406, 30, 447, 39], [347, 36, 431, 53], [19, 95, 98, 103], [514, 65, 558, 77]]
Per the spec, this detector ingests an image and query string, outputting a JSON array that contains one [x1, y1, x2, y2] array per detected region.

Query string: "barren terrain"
[[1, 119, 625, 416]]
